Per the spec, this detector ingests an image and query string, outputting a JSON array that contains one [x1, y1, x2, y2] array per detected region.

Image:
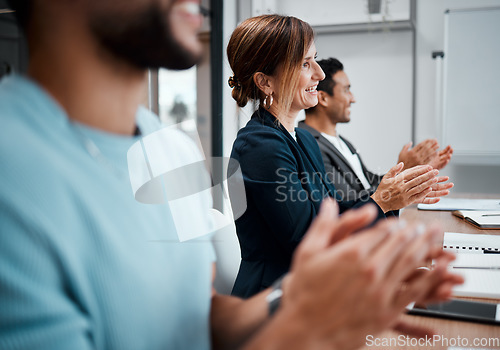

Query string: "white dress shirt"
[[321, 132, 372, 190]]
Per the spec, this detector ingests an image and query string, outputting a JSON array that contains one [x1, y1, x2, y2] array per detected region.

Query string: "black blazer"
[[298, 121, 384, 201], [229, 108, 385, 298]]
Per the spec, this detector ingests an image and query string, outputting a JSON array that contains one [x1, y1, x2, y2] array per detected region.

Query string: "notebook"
[[452, 210, 500, 229], [417, 198, 500, 211], [444, 232, 500, 299], [443, 232, 500, 254]]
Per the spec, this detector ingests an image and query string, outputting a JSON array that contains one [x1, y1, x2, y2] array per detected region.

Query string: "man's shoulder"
[[0, 77, 55, 166], [0, 77, 101, 212], [136, 106, 163, 134], [0, 75, 30, 101], [297, 120, 321, 138]]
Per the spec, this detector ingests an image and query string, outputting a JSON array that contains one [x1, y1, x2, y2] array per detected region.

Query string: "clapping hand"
[[428, 145, 453, 170], [398, 140, 454, 171], [275, 200, 463, 350], [371, 163, 453, 212]]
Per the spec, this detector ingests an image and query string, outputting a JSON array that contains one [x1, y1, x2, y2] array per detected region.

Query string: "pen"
[[453, 266, 500, 270]]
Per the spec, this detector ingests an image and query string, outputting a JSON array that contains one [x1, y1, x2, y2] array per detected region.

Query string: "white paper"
[[418, 198, 500, 211], [451, 268, 500, 299], [450, 254, 500, 268]]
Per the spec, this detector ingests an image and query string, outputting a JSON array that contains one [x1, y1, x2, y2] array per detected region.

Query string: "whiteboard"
[[442, 8, 500, 163], [251, 0, 411, 26]]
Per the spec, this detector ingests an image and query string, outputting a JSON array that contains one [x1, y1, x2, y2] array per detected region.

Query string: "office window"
[[158, 67, 197, 133], [156, 36, 211, 159]]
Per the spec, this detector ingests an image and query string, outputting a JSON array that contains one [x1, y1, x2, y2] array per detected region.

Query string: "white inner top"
[[321, 132, 372, 190]]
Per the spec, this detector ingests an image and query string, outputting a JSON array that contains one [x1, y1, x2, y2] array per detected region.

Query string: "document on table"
[[452, 210, 500, 229], [449, 255, 500, 299], [450, 254, 500, 268], [444, 232, 500, 299], [450, 268, 500, 299], [417, 198, 500, 211]]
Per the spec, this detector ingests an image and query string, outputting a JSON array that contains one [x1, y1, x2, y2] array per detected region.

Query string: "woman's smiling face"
[[290, 42, 325, 113], [267, 42, 325, 120]]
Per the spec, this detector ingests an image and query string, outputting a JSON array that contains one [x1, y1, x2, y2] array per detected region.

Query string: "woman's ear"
[[253, 72, 274, 96]]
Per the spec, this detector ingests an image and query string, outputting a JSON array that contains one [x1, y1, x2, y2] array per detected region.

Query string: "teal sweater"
[[0, 76, 214, 349]]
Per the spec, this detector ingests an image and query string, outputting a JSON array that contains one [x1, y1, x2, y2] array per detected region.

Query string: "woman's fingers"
[[435, 175, 450, 184], [386, 162, 405, 179], [423, 181, 454, 199], [406, 177, 437, 198], [406, 174, 453, 203], [420, 197, 441, 205], [398, 165, 433, 183], [404, 169, 438, 189]]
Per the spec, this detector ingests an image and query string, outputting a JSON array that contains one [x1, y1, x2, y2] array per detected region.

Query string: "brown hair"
[[227, 15, 314, 118]]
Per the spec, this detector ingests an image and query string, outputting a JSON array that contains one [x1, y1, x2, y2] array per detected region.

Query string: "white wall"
[[415, 0, 500, 193], [313, 29, 413, 174]]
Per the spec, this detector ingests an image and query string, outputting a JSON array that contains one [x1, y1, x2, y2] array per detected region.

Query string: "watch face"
[[267, 277, 284, 315]]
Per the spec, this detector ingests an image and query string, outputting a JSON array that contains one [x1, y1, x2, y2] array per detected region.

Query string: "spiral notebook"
[[444, 232, 500, 299], [443, 232, 500, 254], [452, 210, 500, 229]]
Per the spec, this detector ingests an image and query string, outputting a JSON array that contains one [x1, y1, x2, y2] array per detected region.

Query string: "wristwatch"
[[266, 276, 284, 316]]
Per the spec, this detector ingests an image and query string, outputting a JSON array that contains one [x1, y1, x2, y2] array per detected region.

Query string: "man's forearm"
[[210, 291, 268, 350], [240, 305, 319, 350], [211, 290, 323, 350]]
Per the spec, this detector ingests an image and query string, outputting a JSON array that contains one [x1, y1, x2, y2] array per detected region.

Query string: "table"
[[362, 193, 500, 350]]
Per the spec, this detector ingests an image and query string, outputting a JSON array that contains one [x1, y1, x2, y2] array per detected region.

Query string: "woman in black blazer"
[[226, 15, 450, 298]]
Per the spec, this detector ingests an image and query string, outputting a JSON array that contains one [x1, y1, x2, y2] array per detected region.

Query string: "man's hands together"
[[399, 140, 453, 171], [428, 145, 453, 170]]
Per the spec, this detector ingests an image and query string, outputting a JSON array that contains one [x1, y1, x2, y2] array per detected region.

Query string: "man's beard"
[[89, 4, 201, 70]]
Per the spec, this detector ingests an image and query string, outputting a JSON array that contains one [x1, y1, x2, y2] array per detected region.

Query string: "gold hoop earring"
[[264, 94, 273, 109]]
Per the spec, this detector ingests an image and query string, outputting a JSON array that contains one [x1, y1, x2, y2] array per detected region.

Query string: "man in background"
[[300, 58, 453, 201], [0, 2, 461, 349]]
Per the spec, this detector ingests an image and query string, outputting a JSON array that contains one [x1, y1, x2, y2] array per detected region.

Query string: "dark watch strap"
[[266, 276, 284, 316]]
